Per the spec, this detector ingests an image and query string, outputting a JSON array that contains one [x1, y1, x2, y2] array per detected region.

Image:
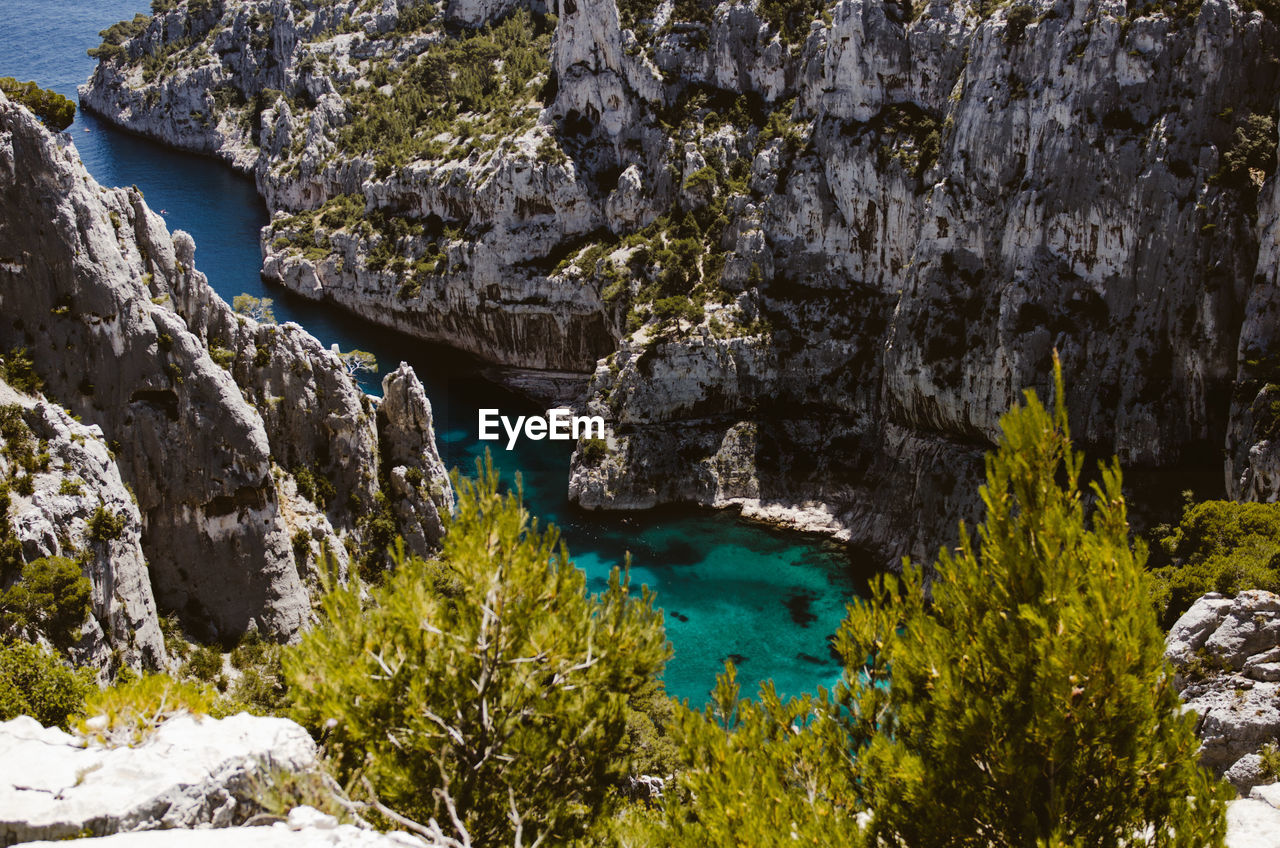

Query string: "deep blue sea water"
[[1, 1, 867, 703]]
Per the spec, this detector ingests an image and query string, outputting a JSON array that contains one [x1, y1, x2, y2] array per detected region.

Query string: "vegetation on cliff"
[[0, 368, 1235, 842], [0, 78, 74, 132]]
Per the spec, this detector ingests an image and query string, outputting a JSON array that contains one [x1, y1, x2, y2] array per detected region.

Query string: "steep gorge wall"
[[0, 91, 451, 649], [78, 0, 1280, 563]]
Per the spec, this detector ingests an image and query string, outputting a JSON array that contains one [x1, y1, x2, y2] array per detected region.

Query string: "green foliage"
[[1217, 111, 1278, 189], [652, 667, 861, 848], [292, 465, 335, 509], [1, 348, 43, 395], [757, 0, 828, 45], [1003, 3, 1037, 43], [0, 78, 75, 132], [76, 673, 223, 746], [286, 457, 670, 846], [0, 483, 21, 583], [229, 629, 288, 714], [0, 557, 91, 647], [209, 346, 236, 370], [622, 679, 680, 778], [578, 436, 608, 467], [653, 295, 702, 325], [0, 640, 91, 729], [876, 102, 942, 181], [618, 0, 661, 29], [653, 364, 1228, 846], [87, 505, 127, 543], [337, 349, 377, 378], [836, 361, 1228, 846], [183, 643, 224, 683], [337, 11, 553, 173], [233, 294, 276, 323], [87, 14, 149, 61], [1150, 500, 1280, 629]]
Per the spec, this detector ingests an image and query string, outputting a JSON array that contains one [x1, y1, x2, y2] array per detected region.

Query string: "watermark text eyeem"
[[478, 408, 605, 450]]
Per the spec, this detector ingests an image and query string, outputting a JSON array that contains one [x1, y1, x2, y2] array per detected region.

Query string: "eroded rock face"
[[0, 92, 308, 642], [0, 92, 453, 644], [0, 378, 164, 676], [0, 712, 316, 843], [378, 364, 453, 556], [78, 0, 1280, 563], [1166, 591, 1280, 793]]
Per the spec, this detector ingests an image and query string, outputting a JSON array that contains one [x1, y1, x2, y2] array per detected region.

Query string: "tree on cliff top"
[[0, 79, 74, 133], [837, 357, 1228, 846], [654, 359, 1227, 847]]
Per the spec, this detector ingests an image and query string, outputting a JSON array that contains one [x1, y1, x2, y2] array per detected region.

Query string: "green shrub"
[[183, 643, 223, 682], [232, 294, 276, 323], [836, 362, 1227, 845], [1003, 3, 1036, 43], [76, 674, 222, 746], [1150, 500, 1280, 628], [654, 362, 1228, 847], [0, 78, 76, 132], [87, 505, 127, 543], [0, 640, 91, 729], [578, 436, 608, 466], [292, 465, 335, 509], [653, 296, 702, 324], [1, 348, 43, 395], [0, 557, 91, 647], [229, 629, 288, 714], [1217, 111, 1278, 188], [87, 14, 149, 61], [209, 346, 236, 370], [286, 456, 670, 846]]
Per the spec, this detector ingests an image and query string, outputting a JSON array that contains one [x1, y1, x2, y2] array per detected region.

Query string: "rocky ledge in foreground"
[[1, 706, 1279, 847], [0, 714, 437, 847], [0, 89, 452, 654]]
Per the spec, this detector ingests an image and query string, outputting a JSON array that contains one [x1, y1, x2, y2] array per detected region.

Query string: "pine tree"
[[286, 456, 670, 846], [837, 359, 1229, 846]]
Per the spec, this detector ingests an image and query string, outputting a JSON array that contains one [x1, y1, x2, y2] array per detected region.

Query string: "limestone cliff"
[[0, 90, 451, 648], [0, 375, 164, 675], [79, 0, 1280, 563]]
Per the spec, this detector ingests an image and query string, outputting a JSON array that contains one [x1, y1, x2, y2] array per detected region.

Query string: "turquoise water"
[[1, 1, 867, 703]]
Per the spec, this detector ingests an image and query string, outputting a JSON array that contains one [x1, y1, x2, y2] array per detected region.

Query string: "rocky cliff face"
[[0, 376, 164, 675], [79, 0, 1280, 563], [1167, 590, 1280, 794], [0, 91, 451, 649]]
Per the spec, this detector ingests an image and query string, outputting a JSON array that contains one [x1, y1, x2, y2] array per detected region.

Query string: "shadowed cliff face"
[[78, 0, 1280, 563], [0, 91, 452, 644]]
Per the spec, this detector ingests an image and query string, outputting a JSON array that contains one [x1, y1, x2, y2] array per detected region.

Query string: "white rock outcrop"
[[0, 713, 316, 844], [1166, 591, 1280, 793]]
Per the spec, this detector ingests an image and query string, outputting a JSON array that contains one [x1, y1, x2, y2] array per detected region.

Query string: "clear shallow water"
[[1, 1, 867, 703]]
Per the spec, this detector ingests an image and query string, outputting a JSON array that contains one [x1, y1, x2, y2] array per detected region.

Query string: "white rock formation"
[[0, 713, 316, 843], [1167, 591, 1280, 793]]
